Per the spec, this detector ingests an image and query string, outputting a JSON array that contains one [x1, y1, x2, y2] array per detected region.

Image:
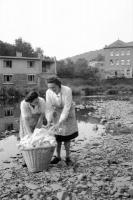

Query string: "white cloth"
[[18, 127, 56, 149]]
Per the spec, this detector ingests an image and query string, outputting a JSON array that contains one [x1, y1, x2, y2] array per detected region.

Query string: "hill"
[[64, 49, 105, 62]]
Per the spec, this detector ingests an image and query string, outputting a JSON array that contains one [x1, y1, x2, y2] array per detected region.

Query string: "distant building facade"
[[0, 53, 56, 89], [88, 60, 104, 68], [104, 40, 133, 78]]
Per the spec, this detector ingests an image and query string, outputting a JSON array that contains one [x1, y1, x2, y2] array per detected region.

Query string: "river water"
[[0, 96, 107, 165]]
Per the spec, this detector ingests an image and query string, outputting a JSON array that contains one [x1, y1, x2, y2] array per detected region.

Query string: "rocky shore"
[[1, 99, 133, 200]]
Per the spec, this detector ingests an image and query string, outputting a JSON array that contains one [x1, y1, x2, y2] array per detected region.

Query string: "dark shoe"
[[50, 156, 61, 164], [22, 162, 27, 167], [65, 157, 72, 166]]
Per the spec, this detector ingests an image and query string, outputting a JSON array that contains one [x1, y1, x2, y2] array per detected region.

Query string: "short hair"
[[47, 77, 61, 88], [25, 91, 38, 103]]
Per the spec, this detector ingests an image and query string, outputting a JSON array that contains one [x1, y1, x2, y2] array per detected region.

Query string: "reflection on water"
[[0, 97, 98, 132], [78, 121, 104, 140], [0, 101, 20, 132], [0, 97, 102, 164], [0, 135, 19, 161]]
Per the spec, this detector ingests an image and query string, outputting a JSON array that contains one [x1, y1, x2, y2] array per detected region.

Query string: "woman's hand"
[[51, 122, 60, 132]]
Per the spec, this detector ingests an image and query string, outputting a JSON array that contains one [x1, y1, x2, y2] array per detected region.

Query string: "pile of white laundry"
[[18, 127, 57, 149]]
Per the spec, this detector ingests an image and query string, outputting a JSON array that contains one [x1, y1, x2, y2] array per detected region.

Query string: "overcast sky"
[[0, 0, 133, 60]]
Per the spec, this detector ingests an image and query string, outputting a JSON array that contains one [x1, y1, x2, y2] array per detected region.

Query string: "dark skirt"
[[55, 131, 78, 142]]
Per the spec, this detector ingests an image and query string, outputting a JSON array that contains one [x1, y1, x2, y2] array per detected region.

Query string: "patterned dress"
[[19, 97, 46, 139], [46, 85, 78, 141]]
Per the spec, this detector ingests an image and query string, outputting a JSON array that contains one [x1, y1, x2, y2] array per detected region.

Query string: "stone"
[[25, 182, 40, 190], [128, 187, 133, 197], [77, 173, 87, 181]]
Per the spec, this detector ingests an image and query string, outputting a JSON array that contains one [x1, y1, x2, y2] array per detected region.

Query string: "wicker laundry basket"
[[22, 146, 55, 172]]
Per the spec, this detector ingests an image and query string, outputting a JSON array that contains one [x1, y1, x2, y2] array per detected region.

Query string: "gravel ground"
[[1, 99, 133, 200]]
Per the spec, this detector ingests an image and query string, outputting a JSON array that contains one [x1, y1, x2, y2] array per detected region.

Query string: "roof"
[[104, 40, 133, 49], [0, 55, 55, 62]]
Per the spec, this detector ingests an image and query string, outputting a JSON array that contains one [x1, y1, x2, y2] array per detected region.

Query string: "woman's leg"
[[64, 141, 72, 165], [64, 141, 71, 159], [56, 141, 62, 159], [51, 141, 62, 164]]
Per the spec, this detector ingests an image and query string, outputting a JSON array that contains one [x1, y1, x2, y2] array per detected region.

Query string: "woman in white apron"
[[19, 91, 46, 139], [46, 77, 78, 165]]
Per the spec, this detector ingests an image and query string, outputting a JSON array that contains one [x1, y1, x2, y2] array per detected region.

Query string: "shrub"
[[72, 87, 82, 96], [83, 86, 104, 96], [106, 89, 119, 95]]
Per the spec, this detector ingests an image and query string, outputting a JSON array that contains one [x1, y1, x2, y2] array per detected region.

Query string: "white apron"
[[53, 102, 78, 136]]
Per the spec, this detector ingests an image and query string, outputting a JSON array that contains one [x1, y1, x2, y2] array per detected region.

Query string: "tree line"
[[0, 38, 43, 57], [56, 58, 100, 80], [0, 38, 100, 80]]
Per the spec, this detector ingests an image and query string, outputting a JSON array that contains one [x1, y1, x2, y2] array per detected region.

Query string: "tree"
[[74, 58, 89, 78], [0, 41, 16, 56], [0, 38, 44, 57], [57, 59, 75, 78], [35, 47, 44, 57], [15, 38, 36, 57]]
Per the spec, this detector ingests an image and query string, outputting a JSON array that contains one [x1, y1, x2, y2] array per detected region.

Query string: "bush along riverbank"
[[61, 77, 133, 96], [1, 77, 133, 99], [1, 99, 133, 199], [0, 86, 46, 101]]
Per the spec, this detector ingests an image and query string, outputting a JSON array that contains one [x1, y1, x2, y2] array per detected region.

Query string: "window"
[[4, 60, 12, 68], [42, 61, 50, 72], [121, 51, 125, 56], [126, 69, 131, 76], [115, 71, 118, 77], [115, 51, 119, 56], [4, 75, 13, 83], [28, 74, 35, 82], [121, 60, 125, 65], [126, 50, 130, 56], [110, 59, 114, 65], [127, 59, 130, 65], [5, 123, 13, 131], [4, 108, 13, 116], [42, 65, 46, 72], [110, 51, 113, 56], [116, 59, 119, 65], [27, 61, 35, 68]]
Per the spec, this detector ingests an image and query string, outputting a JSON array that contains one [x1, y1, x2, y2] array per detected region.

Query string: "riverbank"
[[61, 77, 133, 96], [1, 99, 133, 199], [1, 77, 133, 100]]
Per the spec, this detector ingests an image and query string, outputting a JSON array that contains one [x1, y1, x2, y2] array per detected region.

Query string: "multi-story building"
[[0, 52, 56, 89], [104, 40, 133, 78]]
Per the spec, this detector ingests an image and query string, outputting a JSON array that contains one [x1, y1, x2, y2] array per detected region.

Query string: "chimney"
[[37, 53, 43, 59], [16, 52, 22, 57]]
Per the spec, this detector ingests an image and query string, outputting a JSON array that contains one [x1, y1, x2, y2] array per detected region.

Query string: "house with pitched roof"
[[103, 40, 133, 78], [0, 52, 56, 89]]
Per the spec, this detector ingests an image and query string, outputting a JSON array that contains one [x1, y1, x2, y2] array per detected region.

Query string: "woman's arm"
[[23, 116, 33, 135], [52, 88, 72, 131], [35, 98, 46, 128], [58, 87, 72, 124], [20, 101, 33, 135], [45, 90, 54, 125], [35, 113, 44, 128]]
